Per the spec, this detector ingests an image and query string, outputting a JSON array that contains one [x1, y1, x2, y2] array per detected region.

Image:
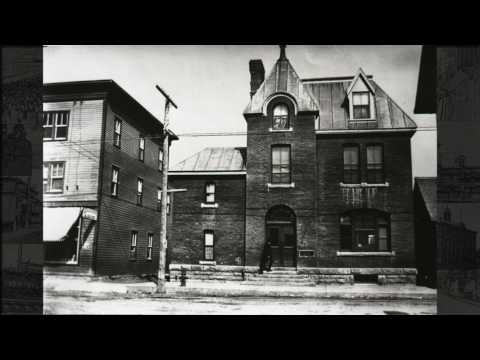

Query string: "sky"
[[44, 45, 437, 178]]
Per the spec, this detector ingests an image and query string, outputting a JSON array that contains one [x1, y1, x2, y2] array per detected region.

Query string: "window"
[[343, 145, 360, 184], [271, 145, 291, 184], [43, 111, 69, 140], [272, 103, 289, 130], [111, 166, 119, 197], [157, 190, 171, 214], [366, 145, 384, 183], [130, 231, 138, 260], [340, 210, 390, 252], [114, 117, 122, 148], [352, 92, 371, 119], [158, 148, 164, 171], [147, 233, 153, 260], [157, 188, 162, 211], [137, 178, 143, 206], [139, 136, 145, 162], [205, 182, 215, 203], [43, 162, 65, 193], [204, 230, 214, 261]]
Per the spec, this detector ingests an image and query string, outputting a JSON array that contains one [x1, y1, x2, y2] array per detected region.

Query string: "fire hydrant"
[[179, 268, 188, 287]]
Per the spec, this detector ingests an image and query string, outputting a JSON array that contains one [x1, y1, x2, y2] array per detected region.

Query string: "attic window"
[[272, 104, 290, 130], [352, 92, 371, 119]]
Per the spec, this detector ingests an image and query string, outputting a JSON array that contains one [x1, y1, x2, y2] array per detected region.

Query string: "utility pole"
[[155, 85, 178, 293]]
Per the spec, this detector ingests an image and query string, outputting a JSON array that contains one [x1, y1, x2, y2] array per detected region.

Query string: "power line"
[[42, 127, 439, 146]]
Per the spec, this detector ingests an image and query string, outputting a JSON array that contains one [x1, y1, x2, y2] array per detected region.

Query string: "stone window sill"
[[337, 251, 396, 257], [268, 127, 293, 132], [199, 260, 216, 265], [201, 203, 218, 208], [340, 182, 389, 188], [267, 182, 295, 189]]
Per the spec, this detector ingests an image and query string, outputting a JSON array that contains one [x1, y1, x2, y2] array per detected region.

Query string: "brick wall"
[[167, 175, 245, 266], [315, 133, 416, 268], [245, 97, 318, 267]]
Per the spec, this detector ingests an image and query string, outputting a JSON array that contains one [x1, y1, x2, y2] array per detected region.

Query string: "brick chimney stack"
[[249, 59, 265, 99]]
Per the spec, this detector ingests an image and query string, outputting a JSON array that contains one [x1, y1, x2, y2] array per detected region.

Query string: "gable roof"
[[170, 147, 246, 173], [244, 55, 318, 116], [346, 68, 376, 95], [303, 77, 417, 131], [414, 177, 437, 221]]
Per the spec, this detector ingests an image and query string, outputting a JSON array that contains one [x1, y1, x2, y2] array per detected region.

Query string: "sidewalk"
[[44, 275, 437, 300]]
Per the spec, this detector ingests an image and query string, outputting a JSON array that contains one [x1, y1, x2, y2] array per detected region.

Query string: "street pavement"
[[43, 295, 436, 315]]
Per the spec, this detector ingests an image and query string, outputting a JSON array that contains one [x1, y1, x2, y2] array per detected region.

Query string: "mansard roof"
[[304, 76, 418, 131], [243, 53, 319, 116], [170, 147, 246, 173]]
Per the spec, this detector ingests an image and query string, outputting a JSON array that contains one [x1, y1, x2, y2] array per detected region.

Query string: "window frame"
[[43, 111, 70, 141], [113, 117, 122, 148], [343, 144, 361, 184], [271, 145, 292, 184], [205, 182, 216, 204], [366, 143, 385, 184], [138, 135, 145, 162], [130, 231, 138, 261], [272, 103, 290, 130], [339, 210, 391, 252], [136, 177, 143, 206], [147, 232, 153, 261], [167, 193, 171, 215], [203, 230, 215, 261], [158, 148, 164, 171], [111, 165, 119, 197], [352, 91, 371, 120], [157, 188, 162, 212], [43, 161, 66, 194]]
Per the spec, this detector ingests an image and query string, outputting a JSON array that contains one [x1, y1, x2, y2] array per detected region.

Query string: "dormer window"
[[272, 104, 289, 130], [352, 92, 371, 119]]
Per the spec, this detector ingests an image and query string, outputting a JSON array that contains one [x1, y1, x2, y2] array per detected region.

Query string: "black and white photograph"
[[1, 44, 479, 315]]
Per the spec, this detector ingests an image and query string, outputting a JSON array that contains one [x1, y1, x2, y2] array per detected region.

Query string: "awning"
[[43, 207, 82, 242]]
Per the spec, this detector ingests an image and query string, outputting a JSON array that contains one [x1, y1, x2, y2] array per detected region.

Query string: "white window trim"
[[147, 233, 153, 261], [267, 182, 295, 189], [336, 251, 396, 257], [44, 162, 66, 193], [268, 127, 294, 132], [199, 260, 216, 265], [348, 92, 376, 122], [201, 203, 219, 208], [340, 182, 390, 188]]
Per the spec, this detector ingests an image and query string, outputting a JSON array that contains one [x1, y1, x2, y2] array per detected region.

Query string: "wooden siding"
[[43, 100, 104, 202], [94, 101, 164, 275]]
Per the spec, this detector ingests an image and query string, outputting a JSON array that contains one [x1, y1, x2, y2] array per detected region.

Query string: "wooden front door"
[[267, 223, 296, 267]]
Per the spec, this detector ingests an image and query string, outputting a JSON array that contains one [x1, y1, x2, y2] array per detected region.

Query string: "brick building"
[[168, 46, 418, 284], [43, 80, 177, 276]]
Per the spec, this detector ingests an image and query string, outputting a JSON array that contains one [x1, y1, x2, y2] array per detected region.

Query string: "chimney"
[[249, 59, 265, 99]]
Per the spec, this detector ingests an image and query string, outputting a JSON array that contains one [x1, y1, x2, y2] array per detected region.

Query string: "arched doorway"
[[265, 205, 296, 267]]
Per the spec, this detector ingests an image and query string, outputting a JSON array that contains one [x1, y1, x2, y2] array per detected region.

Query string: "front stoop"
[[169, 264, 417, 285]]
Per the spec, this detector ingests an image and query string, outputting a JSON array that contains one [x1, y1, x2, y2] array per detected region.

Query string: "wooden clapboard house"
[[43, 80, 177, 276]]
